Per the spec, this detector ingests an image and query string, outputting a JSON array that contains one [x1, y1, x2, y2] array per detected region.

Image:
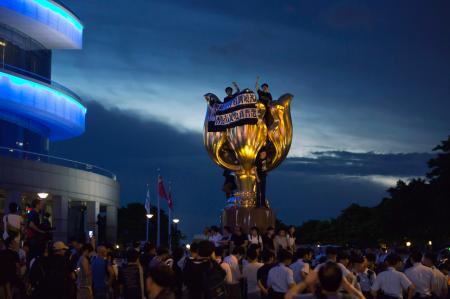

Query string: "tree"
[[118, 203, 185, 245], [295, 135, 450, 247]]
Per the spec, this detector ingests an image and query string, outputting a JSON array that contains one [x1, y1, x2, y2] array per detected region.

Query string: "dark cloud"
[[284, 151, 432, 176], [323, 1, 374, 30], [52, 102, 432, 238]]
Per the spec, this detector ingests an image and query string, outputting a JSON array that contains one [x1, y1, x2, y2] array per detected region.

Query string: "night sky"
[[52, 1, 450, 238]]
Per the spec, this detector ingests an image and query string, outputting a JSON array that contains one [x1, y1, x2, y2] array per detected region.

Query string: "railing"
[[0, 146, 117, 181], [0, 63, 85, 105]]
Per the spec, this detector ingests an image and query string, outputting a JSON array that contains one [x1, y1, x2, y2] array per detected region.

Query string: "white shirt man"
[[353, 256, 376, 294], [3, 211, 22, 241], [290, 258, 310, 283], [243, 260, 264, 295], [430, 266, 448, 299], [357, 268, 377, 293], [224, 254, 241, 284], [209, 231, 223, 247], [267, 263, 295, 294], [405, 262, 434, 297], [248, 234, 263, 250], [372, 266, 414, 299]]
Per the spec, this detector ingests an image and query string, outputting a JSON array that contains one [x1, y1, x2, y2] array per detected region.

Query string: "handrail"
[[0, 64, 84, 105], [0, 146, 117, 181]]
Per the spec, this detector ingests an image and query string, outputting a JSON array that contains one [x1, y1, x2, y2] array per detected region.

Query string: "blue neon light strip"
[[1, 71, 86, 112], [0, 70, 86, 140], [32, 0, 83, 31], [1, 0, 83, 47]]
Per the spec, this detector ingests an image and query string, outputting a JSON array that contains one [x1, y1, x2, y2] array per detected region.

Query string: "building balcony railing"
[[0, 65, 86, 141], [0, 146, 117, 181], [0, 0, 83, 49], [1, 63, 84, 105]]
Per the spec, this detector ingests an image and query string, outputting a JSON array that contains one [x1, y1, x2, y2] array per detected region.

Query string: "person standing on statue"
[[224, 82, 241, 103], [222, 170, 237, 199], [255, 149, 268, 208], [255, 76, 273, 125]]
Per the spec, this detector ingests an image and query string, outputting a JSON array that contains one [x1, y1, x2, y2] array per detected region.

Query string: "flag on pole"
[[167, 189, 174, 210], [158, 175, 168, 200], [158, 176, 173, 209], [145, 185, 151, 214]]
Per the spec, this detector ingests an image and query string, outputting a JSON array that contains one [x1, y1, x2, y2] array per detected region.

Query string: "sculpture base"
[[221, 206, 276, 233]]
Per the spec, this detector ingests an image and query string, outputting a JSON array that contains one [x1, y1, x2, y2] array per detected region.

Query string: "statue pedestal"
[[222, 207, 275, 233]]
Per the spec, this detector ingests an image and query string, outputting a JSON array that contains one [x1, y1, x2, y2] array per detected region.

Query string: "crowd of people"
[[1, 200, 450, 299]]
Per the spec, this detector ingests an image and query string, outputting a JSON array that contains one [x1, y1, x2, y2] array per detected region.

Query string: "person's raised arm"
[[285, 282, 308, 299], [287, 270, 318, 299], [232, 82, 240, 93], [341, 277, 365, 299], [255, 76, 260, 91]]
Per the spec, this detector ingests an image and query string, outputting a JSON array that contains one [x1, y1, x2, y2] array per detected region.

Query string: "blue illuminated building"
[[0, 0, 118, 242]]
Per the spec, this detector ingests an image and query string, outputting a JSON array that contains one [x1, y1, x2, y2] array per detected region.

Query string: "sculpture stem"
[[235, 169, 257, 208]]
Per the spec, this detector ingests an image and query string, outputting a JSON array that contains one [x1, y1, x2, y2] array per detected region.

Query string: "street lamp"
[[145, 213, 153, 242], [172, 218, 180, 224], [37, 192, 49, 199], [428, 240, 432, 246], [406, 241, 412, 247]]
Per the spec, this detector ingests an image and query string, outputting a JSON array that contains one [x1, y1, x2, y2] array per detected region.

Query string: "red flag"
[[158, 175, 168, 200], [167, 191, 174, 210]]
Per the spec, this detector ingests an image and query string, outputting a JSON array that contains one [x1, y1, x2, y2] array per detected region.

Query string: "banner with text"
[[208, 91, 258, 132]]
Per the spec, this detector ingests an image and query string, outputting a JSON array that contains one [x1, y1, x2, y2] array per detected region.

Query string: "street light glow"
[[428, 240, 432, 246], [186, 244, 191, 250], [406, 241, 412, 247], [37, 192, 49, 199], [173, 218, 180, 224], [146, 213, 153, 219]]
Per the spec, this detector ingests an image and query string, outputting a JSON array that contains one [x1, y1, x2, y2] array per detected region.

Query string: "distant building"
[[0, 0, 119, 242]]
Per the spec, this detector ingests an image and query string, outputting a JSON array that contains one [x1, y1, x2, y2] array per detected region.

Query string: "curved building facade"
[[0, 0, 119, 242]]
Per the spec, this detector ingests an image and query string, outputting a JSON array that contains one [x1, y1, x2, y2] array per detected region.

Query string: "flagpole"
[[168, 181, 172, 250], [157, 171, 161, 247], [145, 184, 150, 242], [146, 217, 149, 242], [168, 207, 172, 250]]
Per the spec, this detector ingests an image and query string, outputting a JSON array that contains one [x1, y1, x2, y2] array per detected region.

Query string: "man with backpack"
[[183, 240, 227, 299]]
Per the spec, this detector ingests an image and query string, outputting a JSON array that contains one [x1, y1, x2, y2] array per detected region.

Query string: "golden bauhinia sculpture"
[[203, 81, 293, 212]]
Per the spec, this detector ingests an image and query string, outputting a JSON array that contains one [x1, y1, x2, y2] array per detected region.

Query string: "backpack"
[[202, 260, 227, 299]]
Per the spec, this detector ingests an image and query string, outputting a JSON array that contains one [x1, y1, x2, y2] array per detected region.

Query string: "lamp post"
[[146, 213, 153, 242], [171, 218, 180, 248]]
